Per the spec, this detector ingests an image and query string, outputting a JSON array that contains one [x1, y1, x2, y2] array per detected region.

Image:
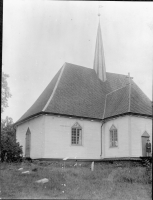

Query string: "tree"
[[1, 72, 23, 162], [0, 72, 22, 162], [1, 116, 23, 162], [2, 72, 12, 113], [1, 116, 14, 131]]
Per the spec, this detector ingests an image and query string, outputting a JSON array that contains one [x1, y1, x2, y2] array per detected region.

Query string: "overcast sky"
[[2, 1, 153, 122]]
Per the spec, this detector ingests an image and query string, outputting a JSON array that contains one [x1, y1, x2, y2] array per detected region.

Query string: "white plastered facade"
[[16, 115, 45, 159], [103, 115, 152, 158], [43, 115, 101, 159], [130, 116, 152, 157], [16, 114, 152, 159]]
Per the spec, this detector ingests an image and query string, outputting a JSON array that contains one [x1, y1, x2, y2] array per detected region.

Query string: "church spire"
[[93, 14, 106, 82]]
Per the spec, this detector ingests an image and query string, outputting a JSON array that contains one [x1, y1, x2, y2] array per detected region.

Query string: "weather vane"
[[98, 5, 103, 17]]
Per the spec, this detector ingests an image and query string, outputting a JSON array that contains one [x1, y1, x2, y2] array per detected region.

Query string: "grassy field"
[[0, 160, 152, 199]]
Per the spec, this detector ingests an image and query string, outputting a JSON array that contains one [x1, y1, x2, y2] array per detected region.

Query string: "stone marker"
[[91, 161, 94, 171], [22, 171, 30, 174], [63, 157, 68, 169], [36, 178, 49, 184], [63, 157, 69, 161]]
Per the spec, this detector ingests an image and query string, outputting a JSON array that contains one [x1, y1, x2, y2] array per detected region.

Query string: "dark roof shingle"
[[45, 63, 109, 119], [130, 81, 152, 115], [104, 85, 130, 118], [16, 63, 152, 124]]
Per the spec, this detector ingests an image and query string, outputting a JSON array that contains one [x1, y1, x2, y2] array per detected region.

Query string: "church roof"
[[103, 85, 130, 118], [16, 62, 152, 125], [103, 82, 152, 118]]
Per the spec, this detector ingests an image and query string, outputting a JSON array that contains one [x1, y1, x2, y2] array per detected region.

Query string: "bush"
[[1, 131, 23, 162], [1, 117, 23, 162]]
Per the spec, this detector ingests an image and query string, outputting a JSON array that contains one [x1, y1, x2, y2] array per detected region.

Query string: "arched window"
[[71, 122, 82, 145], [110, 125, 118, 147], [25, 127, 31, 157]]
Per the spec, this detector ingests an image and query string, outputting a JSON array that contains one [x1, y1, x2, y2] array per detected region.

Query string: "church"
[[15, 17, 152, 160]]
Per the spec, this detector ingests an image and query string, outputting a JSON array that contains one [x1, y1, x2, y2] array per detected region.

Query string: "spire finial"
[[98, 5, 103, 18], [126, 73, 133, 112], [126, 73, 133, 85]]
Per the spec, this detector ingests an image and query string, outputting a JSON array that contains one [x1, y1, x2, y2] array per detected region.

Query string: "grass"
[[0, 161, 152, 199]]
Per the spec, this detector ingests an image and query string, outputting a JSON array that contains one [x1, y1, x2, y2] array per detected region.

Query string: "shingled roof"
[[103, 85, 130, 119], [103, 81, 152, 118], [16, 62, 152, 125]]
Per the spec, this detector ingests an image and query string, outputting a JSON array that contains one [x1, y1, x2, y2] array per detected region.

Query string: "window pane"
[[114, 131, 117, 137], [72, 128, 76, 133], [71, 128, 82, 145], [110, 131, 112, 146], [77, 133, 79, 144], [110, 129, 118, 147], [72, 128, 77, 144], [110, 131, 113, 142], [114, 131, 117, 142], [114, 130, 118, 146], [78, 136, 81, 145]]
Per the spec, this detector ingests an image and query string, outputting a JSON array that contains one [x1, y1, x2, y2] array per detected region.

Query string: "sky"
[[2, 1, 153, 122]]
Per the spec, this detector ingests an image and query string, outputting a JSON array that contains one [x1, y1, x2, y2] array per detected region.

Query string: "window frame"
[[71, 122, 82, 146], [109, 125, 118, 148]]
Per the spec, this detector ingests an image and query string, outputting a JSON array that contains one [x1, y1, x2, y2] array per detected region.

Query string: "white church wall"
[[16, 115, 45, 159], [103, 116, 129, 158], [44, 115, 101, 159], [130, 116, 152, 157], [16, 114, 152, 160]]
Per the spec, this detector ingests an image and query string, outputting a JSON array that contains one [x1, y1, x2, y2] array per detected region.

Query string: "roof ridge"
[[103, 84, 130, 119], [131, 80, 152, 102], [106, 72, 127, 76], [106, 84, 129, 96], [102, 96, 107, 119], [42, 63, 66, 111], [65, 62, 91, 70], [128, 83, 132, 112]]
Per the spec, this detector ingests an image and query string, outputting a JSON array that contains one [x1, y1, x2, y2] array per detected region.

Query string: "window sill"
[[109, 146, 118, 148], [71, 144, 83, 147]]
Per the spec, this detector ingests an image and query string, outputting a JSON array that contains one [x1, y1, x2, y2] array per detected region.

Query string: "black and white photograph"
[[1, 1, 152, 199]]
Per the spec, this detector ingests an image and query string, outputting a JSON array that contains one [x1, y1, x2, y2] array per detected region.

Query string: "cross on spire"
[[126, 73, 133, 112], [126, 72, 133, 85]]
